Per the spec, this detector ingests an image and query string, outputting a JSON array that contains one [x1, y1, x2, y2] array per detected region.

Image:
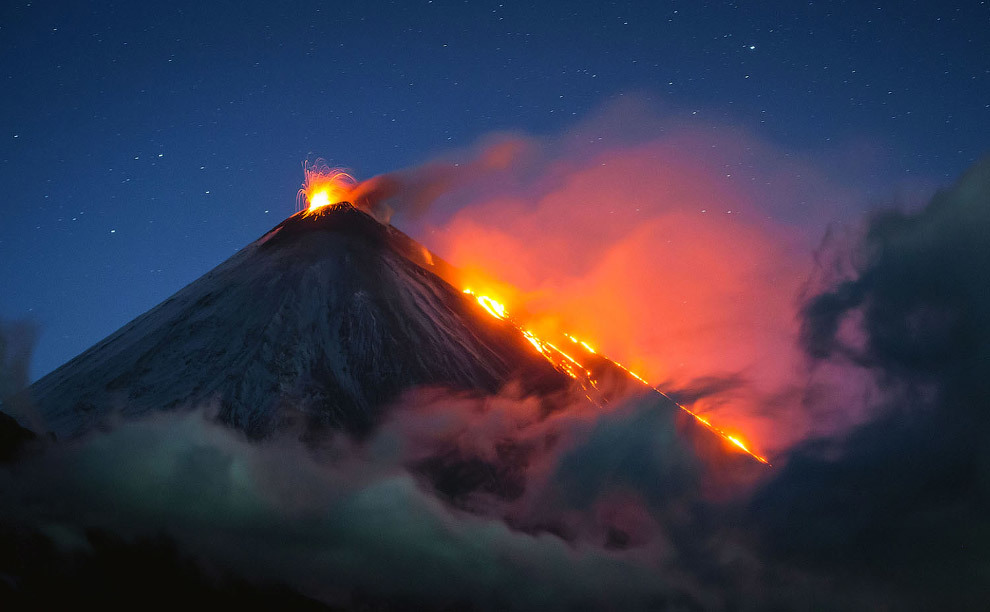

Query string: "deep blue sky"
[[1, 0, 987, 379]]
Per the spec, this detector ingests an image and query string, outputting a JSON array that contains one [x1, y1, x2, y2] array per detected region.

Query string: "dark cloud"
[[0, 391, 750, 611], [798, 156, 990, 426], [753, 157, 990, 609], [0, 526, 328, 609]]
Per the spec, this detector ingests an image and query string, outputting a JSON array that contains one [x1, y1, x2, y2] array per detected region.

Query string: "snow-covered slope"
[[30, 205, 568, 439]]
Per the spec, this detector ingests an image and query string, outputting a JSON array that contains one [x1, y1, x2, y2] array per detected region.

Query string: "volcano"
[[22, 200, 768, 469], [28, 204, 573, 440]]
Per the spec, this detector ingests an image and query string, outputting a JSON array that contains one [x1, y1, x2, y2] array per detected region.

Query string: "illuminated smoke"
[[408, 103, 863, 456], [294, 102, 875, 456]]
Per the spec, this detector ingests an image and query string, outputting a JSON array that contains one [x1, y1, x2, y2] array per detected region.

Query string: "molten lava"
[[463, 289, 507, 319], [298, 160, 357, 215], [462, 289, 770, 465]]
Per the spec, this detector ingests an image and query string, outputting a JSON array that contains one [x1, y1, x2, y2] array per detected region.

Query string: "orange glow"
[[297, 160, 357, 215], [461, 288, 770, 465], [427, 131, 823, 456], [464, 289, 508, 320]]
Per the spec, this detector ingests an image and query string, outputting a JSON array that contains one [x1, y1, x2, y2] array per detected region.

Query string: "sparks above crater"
[[297, 159, 357, 215]]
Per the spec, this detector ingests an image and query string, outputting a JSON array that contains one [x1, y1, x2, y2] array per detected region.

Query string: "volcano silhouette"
[[29, 204, 572, 440]]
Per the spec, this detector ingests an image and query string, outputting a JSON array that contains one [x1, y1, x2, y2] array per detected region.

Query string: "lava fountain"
[[297, 159, 357, 215]]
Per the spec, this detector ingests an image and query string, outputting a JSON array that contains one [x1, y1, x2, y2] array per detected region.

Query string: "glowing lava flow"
[[291, 160, 768, 464], [297, 160, 357, 215], [463, 289, 770, 465], [604, 354, 770, 464]]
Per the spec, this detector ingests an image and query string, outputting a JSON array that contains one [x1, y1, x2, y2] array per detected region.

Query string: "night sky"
[[1, 0, 988, 380]]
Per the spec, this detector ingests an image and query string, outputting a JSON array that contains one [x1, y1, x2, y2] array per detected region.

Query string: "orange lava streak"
[[463, 289, 507, 319], [596, 353, 770, 464], [464, 291, 770, 465]]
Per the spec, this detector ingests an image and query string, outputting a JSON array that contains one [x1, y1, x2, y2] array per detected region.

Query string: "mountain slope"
[[29, 205, 568, 439]]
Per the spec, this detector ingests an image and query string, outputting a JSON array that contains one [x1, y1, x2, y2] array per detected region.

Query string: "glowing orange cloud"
[[296, 103, 872, 457], [419, 113, 849, 456]]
